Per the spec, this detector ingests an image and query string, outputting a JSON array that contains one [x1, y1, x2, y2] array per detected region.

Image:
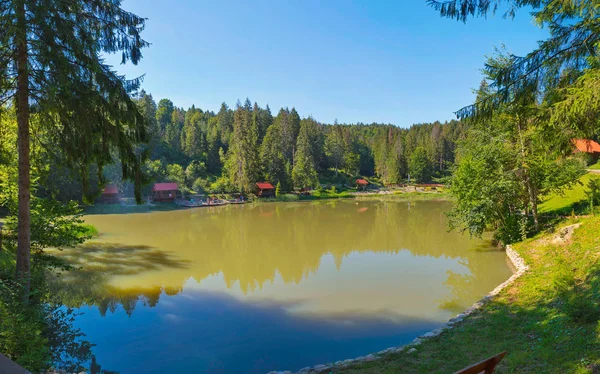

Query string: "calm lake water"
[[53, 199, 512, 373]]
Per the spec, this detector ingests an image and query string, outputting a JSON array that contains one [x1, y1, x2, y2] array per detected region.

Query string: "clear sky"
[[108, 0, 547, 127]]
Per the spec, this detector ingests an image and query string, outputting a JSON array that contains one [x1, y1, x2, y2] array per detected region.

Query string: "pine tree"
[[292, 118, 322, 188], [260, 122, 289, 189], [0, 0, 149, 295], [228, 104, 260, 192], [156, 99, 174, 135]]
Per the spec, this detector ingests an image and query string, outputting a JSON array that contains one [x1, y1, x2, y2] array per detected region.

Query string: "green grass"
[[336, 216, 600, 373], [588, 162, 600, 170], [539, 173, 600, 214]]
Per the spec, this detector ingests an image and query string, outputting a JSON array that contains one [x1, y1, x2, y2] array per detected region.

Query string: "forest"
[[45, 93, 468, 200]]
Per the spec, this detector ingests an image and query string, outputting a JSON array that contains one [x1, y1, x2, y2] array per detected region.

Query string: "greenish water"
[[53, 199, 512, 374]]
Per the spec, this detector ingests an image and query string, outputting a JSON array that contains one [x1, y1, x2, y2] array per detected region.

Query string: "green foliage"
[[0, 198, 94, 372], [185, 161, 207, 185], [448, 131, 526, 244], [166, 164, 186, 192], [275, 181, 281, 197], [227, 102, 261, 193], [292, 118, 323, 189], [587, 177, 600, 214], [408, 146, 432, 183]]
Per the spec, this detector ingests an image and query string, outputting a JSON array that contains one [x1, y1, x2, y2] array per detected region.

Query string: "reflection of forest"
[[50, 200, 511, 316]]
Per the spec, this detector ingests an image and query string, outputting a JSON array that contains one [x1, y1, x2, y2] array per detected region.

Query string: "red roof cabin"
[[573, 139, 600, 162], [100, 184, 120, 204], [152, 182, 180, 202], [356, 179, 369, 190], [256, 182, 275, 197]]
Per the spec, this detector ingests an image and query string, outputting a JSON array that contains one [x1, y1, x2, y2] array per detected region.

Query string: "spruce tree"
[[292, 118, 322, 188], [0, 0, 149, 295]]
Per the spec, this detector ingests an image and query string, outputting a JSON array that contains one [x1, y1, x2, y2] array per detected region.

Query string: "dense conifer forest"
[[45, 93, 468, 200]]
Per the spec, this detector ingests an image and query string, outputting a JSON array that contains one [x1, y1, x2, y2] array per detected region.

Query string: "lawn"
[[539, 173, 600, 214], [588, 162, 600, 170], [335, 216, 600, 373]]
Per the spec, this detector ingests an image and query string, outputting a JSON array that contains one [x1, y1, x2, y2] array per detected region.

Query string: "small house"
[[100, 184, 120, 204], [356, 179, 369, 190], [573, 139, 600, 162], [256, 182, 275, 197], [152, 182, 180, 202]]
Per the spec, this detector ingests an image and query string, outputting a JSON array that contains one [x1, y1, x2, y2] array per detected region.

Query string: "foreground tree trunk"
[[15, 0, 31, 298]]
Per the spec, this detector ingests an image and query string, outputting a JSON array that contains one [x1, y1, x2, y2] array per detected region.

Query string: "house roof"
[[256, 182, 275, 189], [153, 182, 179, 191], [356, 179, 369, 185], [102, 184, 118, 194], [573, 139, 600, 153]]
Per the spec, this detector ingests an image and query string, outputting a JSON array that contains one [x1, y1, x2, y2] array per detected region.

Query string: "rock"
[[342, 359, 355, 365], [266, 372, 277, 374], [412, 338, 422, 345], [334, 360, 344, 366], [394, 347, 406, 353], [407, 348, 418, 354], [355, 356, 365, 361], [312, 364, 331, 373], [283, 372, 292, 374], [364, 354, 378, 361], [298, 367, 311, 373], [421, 331, 437, 339]]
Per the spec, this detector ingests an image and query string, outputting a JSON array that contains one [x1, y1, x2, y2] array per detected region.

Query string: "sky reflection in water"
[[53, 200, 512, 373]]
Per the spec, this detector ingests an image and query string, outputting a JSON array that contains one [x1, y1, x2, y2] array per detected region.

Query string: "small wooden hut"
[[100, 184, 120, 204], [256, 182, 275, 197], [152, 182, 180, 202], [356, 179, 369, 190]]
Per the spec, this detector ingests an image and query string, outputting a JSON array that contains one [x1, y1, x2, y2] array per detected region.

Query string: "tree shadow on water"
[[57, 242, 190, 276]]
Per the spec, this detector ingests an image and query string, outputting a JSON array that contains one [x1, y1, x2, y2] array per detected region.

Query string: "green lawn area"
[[335, 216, 600, 373], [539, 173, 600, 214], [588, 162, 600, 170]]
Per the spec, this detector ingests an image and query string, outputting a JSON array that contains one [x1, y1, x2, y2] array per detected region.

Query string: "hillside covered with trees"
[[44, 94, 468, 200]]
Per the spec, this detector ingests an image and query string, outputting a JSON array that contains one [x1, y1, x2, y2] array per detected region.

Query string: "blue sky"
[[108, 0, 547, 127]]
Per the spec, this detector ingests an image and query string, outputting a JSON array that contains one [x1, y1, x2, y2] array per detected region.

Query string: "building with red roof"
[[573, 139, 600, 154], [152, 182, 180, 202], [573, 139, 600, 163], [255, 182, 275, 197], [100, 184, 120, 204], [356, 179, 369, 190]]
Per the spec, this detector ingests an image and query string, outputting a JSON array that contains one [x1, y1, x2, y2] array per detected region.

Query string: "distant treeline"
[[45, 92, 468, 199]]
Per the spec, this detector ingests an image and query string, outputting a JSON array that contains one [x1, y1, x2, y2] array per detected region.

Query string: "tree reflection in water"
[[49, 200, 511, 319]]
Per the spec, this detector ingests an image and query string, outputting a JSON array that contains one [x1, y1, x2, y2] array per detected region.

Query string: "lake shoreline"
[[273, 239, 527, 374], [328, 217, 599, 373], [83, 190, 449, 215]]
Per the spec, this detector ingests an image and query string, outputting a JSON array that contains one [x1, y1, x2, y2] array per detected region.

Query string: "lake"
[[52, 199, 512, 373]]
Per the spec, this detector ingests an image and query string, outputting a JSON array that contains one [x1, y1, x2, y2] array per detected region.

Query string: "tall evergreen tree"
[[227, 103, 260, 192], [292, 118, 322, 188], [156, 99, 174, 135], [0, 0, 149, 295]]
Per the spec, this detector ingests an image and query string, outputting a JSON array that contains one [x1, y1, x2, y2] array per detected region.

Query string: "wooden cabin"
[[100, 184, 120, 204], [356, 179, 369, 190], [256, 182, 275, 197], [152, 182, 180, 202], [573, 139, 600, 162]]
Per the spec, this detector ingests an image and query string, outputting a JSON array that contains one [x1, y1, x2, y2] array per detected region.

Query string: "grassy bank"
[[540, 173, 600, 215], [335, 216, 600, 373]]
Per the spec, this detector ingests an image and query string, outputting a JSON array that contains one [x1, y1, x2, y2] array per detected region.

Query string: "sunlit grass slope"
[[539, 173, 600, 214]]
